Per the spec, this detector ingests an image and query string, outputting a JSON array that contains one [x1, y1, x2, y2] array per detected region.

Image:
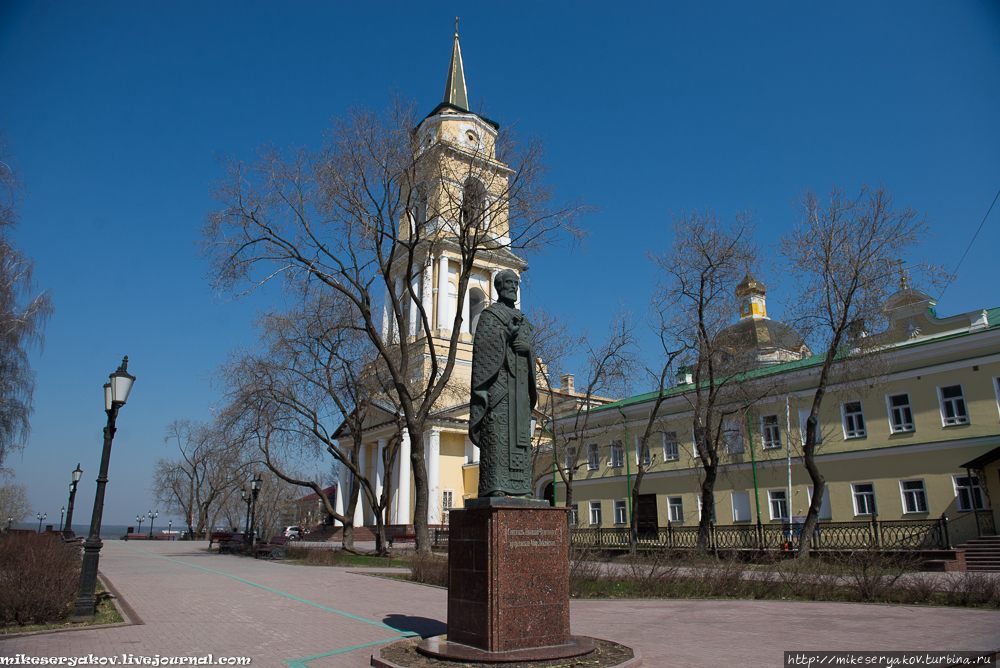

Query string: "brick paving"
[[0, 540, 997, 667]]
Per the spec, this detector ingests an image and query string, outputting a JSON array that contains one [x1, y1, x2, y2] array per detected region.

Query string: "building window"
[[732, 490, 752, 522], [852, 483, 877, 516], [442, 490, 454, 524], [938, 385, 969, 426], [668, 496, 683, 522], [761, 414, 781, 449], [768, 489, 789, 520], [697, 494, 716, 521], [807, 486, 833, 520], [899, 480, 928, 513], [586, 443, 600, 470], [798, 409, 823, 445], [636, 436, 651, 465], [887, 393, 915, 433], [565, 446, 577, 472], [725, 422, 744, 454], [589, 500, 602, 526], [662, 432, 679, 461], [954, 475, 985, 511], [609, 440, 624, 467], [614, 500, 628, 524], [842, 401, 866, 438], [569, 503, 579, 525], [994, 377, 1000, 419]]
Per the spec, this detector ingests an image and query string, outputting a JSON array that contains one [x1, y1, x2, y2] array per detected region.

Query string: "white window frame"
[[636, 436, 651, 466], [725, 421, 744, 454], [589, 500, 602, 526], [798, 408, 823, 445], [569, 503, 579, 526], [731, 490, 752, 522], [662, 432, 679, 461], [586, 443, 600, 470], [442, 489, 454, 523], [697, 494, 716, 521], [852, 482, 877, 516], [953, 475, 985, 511], [841, 401, 866, 439], [667, 496, 684, 522], [767, 489, 789, 520], [994, 377, 1000, 420], [886, 393, 915, 433], [899, 479, 928, 514], [609, 440, 624, 468], [806, 486, 833, 520], [761, 414, 781, 449], [564, 446, 577, 472], [613, 499, 628, 525], [938, 384, 970, 426]]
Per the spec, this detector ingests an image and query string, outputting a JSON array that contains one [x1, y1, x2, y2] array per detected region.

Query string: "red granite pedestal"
[[417, 499, 597, 662]]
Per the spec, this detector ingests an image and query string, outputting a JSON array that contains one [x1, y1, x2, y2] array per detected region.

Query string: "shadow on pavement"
[[382, 614, 447, 638]]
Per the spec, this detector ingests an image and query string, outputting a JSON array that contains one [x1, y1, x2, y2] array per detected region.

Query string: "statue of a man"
[[469, 269, 537, 498]]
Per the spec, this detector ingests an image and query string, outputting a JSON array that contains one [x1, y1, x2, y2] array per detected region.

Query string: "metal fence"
[[569, 513, 995, 552]]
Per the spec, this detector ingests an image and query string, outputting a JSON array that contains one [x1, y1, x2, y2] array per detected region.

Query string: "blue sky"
[[1, 1, 998, 526]]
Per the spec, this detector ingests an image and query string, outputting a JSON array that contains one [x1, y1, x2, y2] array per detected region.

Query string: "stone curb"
[[369, 638, 643, 668]]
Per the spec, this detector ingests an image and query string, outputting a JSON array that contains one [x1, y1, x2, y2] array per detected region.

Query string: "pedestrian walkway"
[[0, 540, 998, 667]]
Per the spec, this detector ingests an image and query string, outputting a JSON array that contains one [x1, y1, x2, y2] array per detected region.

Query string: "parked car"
[[283, 526, 306, 539]]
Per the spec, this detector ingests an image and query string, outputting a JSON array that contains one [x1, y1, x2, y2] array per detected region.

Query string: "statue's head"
[[494, 270, 520, 305]]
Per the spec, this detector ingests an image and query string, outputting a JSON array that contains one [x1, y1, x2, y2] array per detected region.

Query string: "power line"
[[938, 186, 1000, 301]]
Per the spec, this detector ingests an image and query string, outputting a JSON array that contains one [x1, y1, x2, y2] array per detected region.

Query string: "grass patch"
[[0, 580, 124, 635], [284, 546, 408, 568]]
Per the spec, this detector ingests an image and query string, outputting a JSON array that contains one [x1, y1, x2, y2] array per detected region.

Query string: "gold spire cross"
[[454, 16, 460, 35]]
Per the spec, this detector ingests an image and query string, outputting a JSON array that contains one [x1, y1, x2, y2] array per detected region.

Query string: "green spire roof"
[[443, 30, 469, 111]]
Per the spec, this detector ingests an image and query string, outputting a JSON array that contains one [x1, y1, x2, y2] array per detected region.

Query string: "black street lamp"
[[136, 513, 144, 535], [148, 510, 158, 538], [249, 475, 263, 548], [168, 519, 172, 537], [60, 507, 65, 532], [36, 512, 46, 533], [73, 356, 135, 621], [5, 517, 12, 533], [64, 463, 83, 536]]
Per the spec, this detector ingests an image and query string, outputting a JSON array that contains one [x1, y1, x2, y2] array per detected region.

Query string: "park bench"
[[213, 532, 245, 554], [209, 531, 236, 548], [253, 536, 289, 560]]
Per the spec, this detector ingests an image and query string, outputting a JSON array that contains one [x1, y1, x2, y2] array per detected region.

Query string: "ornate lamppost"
[[148, 510, 158, 538], [249, 475, 263, 547], [36, 512, 46, 533], [64, 463, 83, 536], [136, 514, 144, 535], [73, 356, 135, 620], [59, 507, 65, 531]]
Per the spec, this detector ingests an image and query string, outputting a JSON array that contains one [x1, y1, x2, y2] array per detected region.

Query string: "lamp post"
[[148, 510, 158, 538], [136, 514, 144, 535], [168, 519, 172, 539], [73, 356, 135, 620], [64, 463, 83, 536], [36, 512, 46, 533], [60, 507, 65, 532], [249, 475, 263, 547], [5, 517, 12, 533]]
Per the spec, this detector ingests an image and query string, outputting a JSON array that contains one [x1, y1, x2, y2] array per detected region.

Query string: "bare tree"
[[779, 183, 943, 557], [650, 210, 765, 554], [0, 132, 53, 469], [152, 420, 248, 538], [199, 96, 587, 552], [533, 309, 638, 512], [0, 480, 31, 526]]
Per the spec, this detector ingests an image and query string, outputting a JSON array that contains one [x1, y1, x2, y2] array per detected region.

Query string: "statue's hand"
[[512, 338, 531, 354]]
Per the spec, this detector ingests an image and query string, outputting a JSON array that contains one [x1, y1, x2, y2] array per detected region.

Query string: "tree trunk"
[[411, 435, 430, 553]]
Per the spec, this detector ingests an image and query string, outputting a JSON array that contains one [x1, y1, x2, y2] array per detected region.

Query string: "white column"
[[408, 270, 419, 337], [427, 429, 441, 525], [514, 270, 521, 310], [374, 437, 386, 525], [353, 445, 366, 527], [335, 447, 346, 526], [392, 276, 402, 343], [397, 430, 411, 525], [461, 285, 471, 334], [490, 268, 500, 304], [381, 282, 390, 341], [437, 254, 449, 330], [421, 259, 433, 333], [464, 434, 479, 464]]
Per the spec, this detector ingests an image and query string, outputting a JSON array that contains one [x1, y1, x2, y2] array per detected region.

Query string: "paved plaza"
[[1, 540, 998, 667]]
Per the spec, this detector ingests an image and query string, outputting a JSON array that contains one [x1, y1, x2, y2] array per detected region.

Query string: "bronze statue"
[[469, 270, 537, 498]]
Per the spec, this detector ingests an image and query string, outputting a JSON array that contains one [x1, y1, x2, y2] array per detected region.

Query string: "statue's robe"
[[469, 302, 537, 497]]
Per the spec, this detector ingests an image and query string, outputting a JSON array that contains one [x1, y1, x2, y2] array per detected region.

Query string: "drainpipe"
[[746, 408, 762, 546], [617, 405, 633, 529]]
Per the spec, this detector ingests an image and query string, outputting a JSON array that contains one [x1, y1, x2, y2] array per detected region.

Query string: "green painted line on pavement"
[[283, 635, 411, 668], [115, 542, 417, 636]]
